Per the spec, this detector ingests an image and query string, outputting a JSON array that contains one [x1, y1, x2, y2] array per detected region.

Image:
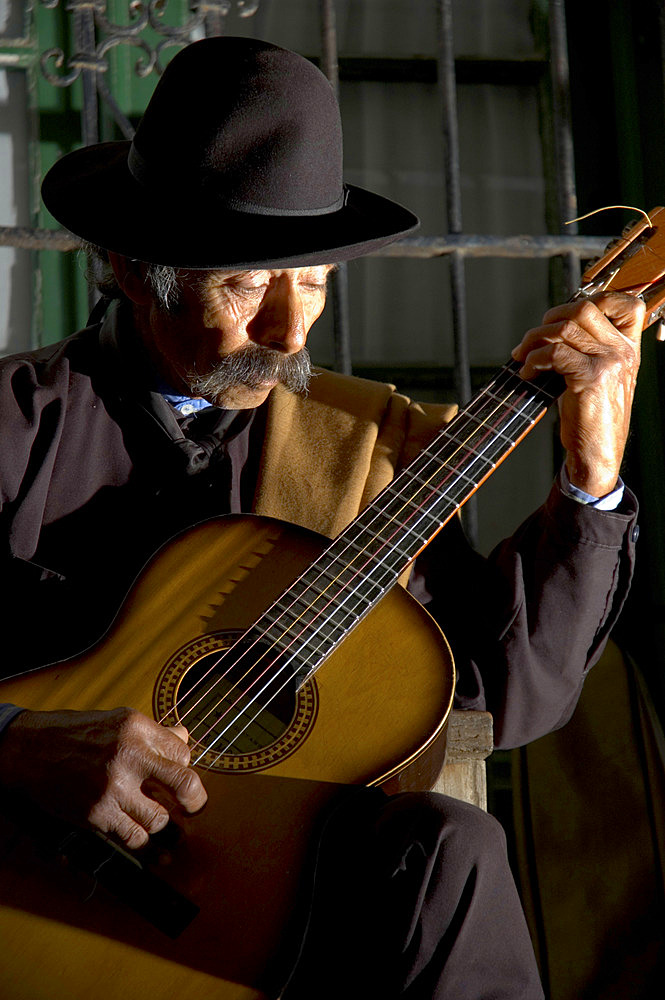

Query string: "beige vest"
[[254, 369, 457, 540]]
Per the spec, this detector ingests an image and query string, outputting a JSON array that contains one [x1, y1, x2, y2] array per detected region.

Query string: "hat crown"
[[130, 37, 344, 216]]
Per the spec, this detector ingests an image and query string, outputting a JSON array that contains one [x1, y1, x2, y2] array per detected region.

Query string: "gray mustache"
[[185, 345, 312, 398]]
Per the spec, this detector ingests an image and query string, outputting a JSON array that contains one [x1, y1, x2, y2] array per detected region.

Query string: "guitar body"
[[0, 514, 454, 999]]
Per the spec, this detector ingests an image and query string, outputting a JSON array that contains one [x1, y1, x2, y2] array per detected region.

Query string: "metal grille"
[[0, 1, 608, 285], [0, 0, 619, 546]]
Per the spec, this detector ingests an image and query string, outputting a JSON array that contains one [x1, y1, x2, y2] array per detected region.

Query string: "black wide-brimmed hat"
[[41, 36, 419, 270]]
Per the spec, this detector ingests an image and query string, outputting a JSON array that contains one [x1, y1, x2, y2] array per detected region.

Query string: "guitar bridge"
[[53, 824, 199, 939]]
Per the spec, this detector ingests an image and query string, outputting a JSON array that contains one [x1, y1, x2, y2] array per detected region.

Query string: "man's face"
[[141, 265, 335, 409]]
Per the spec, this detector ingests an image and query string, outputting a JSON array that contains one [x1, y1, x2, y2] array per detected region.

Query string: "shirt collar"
[[100, 300, 215, 415]]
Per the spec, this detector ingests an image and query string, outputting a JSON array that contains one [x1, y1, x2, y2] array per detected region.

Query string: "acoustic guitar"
[[1, 210, 665, 999]]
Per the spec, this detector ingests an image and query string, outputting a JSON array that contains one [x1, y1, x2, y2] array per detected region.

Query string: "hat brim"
[[41, 142, 419, 270]]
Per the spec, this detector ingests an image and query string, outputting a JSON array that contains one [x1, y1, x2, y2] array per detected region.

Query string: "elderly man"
[[0, 36, 641, 1000]]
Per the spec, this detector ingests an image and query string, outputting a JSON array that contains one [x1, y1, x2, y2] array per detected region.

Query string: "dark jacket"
[[0, 306, 639, 747]]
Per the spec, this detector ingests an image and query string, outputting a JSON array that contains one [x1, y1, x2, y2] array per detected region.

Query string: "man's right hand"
[[0, 707, 208, 849]]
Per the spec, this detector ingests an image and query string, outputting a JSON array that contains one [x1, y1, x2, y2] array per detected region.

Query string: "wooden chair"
[[433, 710, 494, 810]]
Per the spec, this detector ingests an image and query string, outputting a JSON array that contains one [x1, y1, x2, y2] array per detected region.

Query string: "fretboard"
[[253, 360, 562, 686]]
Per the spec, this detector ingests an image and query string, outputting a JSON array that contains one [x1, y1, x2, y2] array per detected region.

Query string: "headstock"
[[577, 206, 665, 332]]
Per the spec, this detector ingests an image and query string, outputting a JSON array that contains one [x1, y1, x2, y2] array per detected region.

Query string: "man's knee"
[[380, 790, 509, 872]]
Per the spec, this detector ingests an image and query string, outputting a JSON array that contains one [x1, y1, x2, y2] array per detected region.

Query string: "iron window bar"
[[0, 228, 611, 259], [2, 0, 593, 537]]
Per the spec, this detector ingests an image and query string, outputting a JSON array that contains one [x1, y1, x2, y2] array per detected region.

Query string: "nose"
[[247, 274, 307, 354]]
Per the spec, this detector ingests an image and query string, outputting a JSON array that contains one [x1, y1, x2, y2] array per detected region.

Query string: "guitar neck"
[[336, 358, 562, 576], [215, 208, 665, 703], [257, 360, 562, 686]]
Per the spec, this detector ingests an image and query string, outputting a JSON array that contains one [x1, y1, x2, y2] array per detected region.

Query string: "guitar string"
[[195, 368, 557, 765], [188, 378, 554, 764], [180, 364, 555, 757], [156, 368, 522, 731], [183, 242, 662, 754], [180, 364, 553, 756], [565, 205, 654, 228], [167, 367, 535, 748], [180, 365, 557, 762], [168, 362, 529, 736]]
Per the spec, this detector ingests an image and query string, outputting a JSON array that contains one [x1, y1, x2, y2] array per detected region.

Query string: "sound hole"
[[175, 641, 298, 757]]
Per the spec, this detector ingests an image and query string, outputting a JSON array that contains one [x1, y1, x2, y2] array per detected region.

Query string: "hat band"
[[127, 143, 347, 217]]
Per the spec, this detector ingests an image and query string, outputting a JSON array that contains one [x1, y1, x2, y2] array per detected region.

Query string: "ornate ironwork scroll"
[[38, 0, 261, 143]]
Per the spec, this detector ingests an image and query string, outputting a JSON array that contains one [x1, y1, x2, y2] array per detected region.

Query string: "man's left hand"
[[512, 291, 644, 499]]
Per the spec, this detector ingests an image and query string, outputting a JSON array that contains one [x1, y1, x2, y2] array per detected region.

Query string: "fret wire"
[[344, 527, 429, 563], [308, 544, 403, 624], [483, 383, 545, 412], [342, 534, 381, 562], [481, 363, 559, 408], [433, 419, 527, 476], [325, 534, 399, 573], [410, 388, 541, 478], [430, 435, 505, 474], [382, 493, 444, 536], [386, 440, 495, 523], [350, 499, 438, 541], [461, 386, 542, 430], [401, 384, 545, 493], [456, 415, 517, 449], [348, 507, 444, 571], [421, 441, 495, 473], [307, 553, 397, 613], [300, 565, 339, 593], [308, 565, 385, 603], [272, 587, 371, 632], [275, 577, 378, 664], [271, 574, 384, 648], [409, 461, 479, 495], [366, 387, 546, 556], [491, 362, 561, 404], [290, 576, 395, 672], [268, 560, 388, 647], [459, 396, 541, 438]]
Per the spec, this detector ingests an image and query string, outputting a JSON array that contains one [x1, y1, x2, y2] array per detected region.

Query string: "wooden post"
[[433, 710, 493, 810]]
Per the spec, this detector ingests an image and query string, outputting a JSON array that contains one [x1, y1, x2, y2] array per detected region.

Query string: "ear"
[[108, 251, 153, 305]]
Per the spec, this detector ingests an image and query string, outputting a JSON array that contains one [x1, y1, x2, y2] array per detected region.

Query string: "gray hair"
[[81, 243, 186, 313]]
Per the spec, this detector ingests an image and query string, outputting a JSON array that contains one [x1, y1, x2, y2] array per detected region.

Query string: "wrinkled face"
[[140, 265, 335, 409]]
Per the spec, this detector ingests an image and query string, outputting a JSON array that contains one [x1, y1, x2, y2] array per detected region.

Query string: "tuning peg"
[[622, 218, 646, 236], [600, 237, 624, 258], [583, 233, 636, 273]]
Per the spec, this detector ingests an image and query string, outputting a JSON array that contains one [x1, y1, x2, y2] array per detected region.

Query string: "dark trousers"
[[282, 789, 544, 999]]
